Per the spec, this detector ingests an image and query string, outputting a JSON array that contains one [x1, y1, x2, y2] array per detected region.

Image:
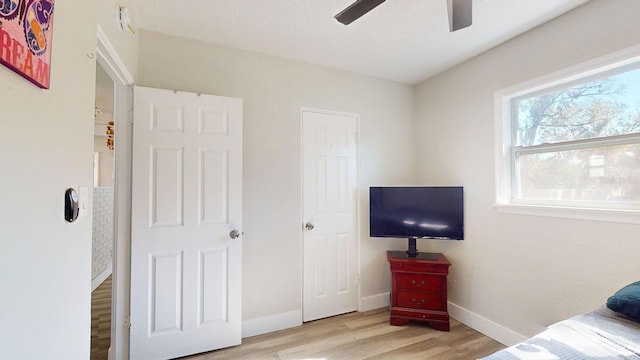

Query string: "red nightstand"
[[387, 251, 451, 331]]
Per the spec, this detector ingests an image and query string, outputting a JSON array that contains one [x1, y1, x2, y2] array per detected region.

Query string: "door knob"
[[305, 222, 314, 231], [229, 229, 240, 239]]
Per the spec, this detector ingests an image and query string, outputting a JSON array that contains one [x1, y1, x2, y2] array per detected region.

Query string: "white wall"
[[414, 0, 640, 342], [94, 136, 114, 187], [0, 1, 96, 358], [0, 1, 137, 358], [137, 31, 416, 324]]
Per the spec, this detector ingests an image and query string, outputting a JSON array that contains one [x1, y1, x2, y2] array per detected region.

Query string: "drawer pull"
[[411, 298, 425, 303], [411, 279, 426, 286]]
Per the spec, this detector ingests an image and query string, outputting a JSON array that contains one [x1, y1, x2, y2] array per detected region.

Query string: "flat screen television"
[[370, 186, 463, 258]]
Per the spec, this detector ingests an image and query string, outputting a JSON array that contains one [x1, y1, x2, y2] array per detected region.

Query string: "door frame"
[[96, 26, 135, 360], [299, 107, 362, 321]]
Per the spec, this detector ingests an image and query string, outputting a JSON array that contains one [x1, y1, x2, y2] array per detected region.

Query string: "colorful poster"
[[0, 0, 55, 89]]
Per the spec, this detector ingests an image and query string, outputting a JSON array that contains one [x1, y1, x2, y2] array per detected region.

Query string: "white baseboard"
[[239, 298, 526, 346], [241, 294, 392, 340], [448, 301, 528, 346], [242, 310, 302, 338], [360, 292, 390, 312], [91, 265, 112, 292]]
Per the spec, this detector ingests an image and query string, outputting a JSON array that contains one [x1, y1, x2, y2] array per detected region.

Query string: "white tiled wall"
[[92, 187, 113, 280]]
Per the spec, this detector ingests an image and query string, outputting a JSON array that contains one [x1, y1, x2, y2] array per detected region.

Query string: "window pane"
[[515, 67, 640, 146], [516, 143, 640, 204]]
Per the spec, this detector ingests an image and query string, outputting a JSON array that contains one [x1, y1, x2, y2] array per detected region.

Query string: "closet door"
[[302, 109, 359, 322]]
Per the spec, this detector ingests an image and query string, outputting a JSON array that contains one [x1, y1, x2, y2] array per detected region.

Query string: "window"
[[496, 52, 640, 220]]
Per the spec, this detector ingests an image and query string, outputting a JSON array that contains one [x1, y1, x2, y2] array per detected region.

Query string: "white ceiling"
[[131, 0, 589, 84]]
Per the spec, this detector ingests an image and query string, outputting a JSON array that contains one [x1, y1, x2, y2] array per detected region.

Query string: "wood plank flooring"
[[182, 308, 505, 360], [91, 275, 111, 360], [90, 277, 505, 359]]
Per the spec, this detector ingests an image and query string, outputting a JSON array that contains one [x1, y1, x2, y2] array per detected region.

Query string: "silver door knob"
[[305, 222, 314, 231], [229, 229, 240, 239]]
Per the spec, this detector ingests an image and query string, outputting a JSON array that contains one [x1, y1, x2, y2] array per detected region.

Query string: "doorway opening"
[[91, 61, 116, 360], [92, 28, 136, 360]]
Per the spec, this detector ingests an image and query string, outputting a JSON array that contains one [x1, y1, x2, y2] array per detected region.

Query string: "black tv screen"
[[370, 186, 464, 240]]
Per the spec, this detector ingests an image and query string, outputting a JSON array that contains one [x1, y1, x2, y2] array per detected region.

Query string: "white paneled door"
[[130, 86, 243, 360], [302, 109, 359, 322]]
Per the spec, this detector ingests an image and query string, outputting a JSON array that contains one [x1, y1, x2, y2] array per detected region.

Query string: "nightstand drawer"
[[396, 291, 443, 310], [396, 273, 441, 291]]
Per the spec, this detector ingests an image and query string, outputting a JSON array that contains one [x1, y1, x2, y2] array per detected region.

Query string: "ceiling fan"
[[335, 0, 472, 32]]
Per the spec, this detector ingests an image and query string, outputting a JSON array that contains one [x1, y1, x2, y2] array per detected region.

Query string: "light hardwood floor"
[[91, 277, 504, 360], [182, 308, 505, 360], [91, 275, 111, 360]]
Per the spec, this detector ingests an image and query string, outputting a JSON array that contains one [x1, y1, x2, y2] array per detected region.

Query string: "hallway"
[[91, 276, 111, 360]]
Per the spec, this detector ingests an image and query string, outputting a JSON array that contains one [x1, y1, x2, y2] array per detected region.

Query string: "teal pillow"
[[607, 281, 640, 321]]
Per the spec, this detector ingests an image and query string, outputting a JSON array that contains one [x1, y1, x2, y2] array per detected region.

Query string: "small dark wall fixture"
[[64, 188, 79, 222]]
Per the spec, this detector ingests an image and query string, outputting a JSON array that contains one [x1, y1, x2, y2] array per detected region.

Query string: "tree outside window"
[[511, 67, 640, 208]]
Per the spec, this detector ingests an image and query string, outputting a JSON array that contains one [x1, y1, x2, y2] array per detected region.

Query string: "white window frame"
[[494, 46, 640, 224]]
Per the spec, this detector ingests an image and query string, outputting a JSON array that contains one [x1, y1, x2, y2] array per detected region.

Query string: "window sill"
[[493, 203, 640, 225]]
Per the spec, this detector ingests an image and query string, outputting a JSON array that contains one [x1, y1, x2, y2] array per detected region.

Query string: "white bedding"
[[480, 307, 640, 359]]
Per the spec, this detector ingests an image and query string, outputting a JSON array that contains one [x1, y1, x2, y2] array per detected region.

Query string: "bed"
[[480, 281, 640, 360]]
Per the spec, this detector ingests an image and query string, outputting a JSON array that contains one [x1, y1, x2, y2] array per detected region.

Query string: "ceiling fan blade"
[[448, 0, 472, 32], [335, 0, 386, 25]]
